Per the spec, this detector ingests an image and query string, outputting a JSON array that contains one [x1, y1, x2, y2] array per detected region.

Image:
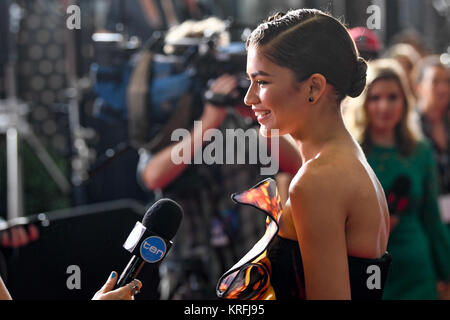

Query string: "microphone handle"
[[116, 255, 146, 288]]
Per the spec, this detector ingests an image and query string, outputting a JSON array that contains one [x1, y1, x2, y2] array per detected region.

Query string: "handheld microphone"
[[115, 198, 183, 289]]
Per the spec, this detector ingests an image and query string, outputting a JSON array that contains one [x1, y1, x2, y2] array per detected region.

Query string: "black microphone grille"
[[142, 198, 184, 240]]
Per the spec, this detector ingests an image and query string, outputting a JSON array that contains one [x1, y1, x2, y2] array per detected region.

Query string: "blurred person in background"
[[342, 26, 382, 116], [344, 58, 450, 299], [413, 55, 450, 195], [383, 43, 422, 98], [389, 29, 429, 59], [348, 27, 382, 61]]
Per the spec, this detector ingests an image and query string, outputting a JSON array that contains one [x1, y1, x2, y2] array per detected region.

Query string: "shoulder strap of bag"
[[127, 49, 153, 149], [127, 48, 194, 153]]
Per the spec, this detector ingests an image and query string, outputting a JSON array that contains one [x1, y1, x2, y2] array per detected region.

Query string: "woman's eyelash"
[[246, 77, 269, 86], [388, 94, 399, 101]]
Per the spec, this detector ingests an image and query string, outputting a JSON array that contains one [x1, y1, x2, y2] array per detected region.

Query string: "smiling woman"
[[366, 79, 405, 136], [345, 59, 420, 156], [224, 8, 393, 300]]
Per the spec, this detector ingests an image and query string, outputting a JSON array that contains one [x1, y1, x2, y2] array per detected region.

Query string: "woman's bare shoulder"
[[291, 152, 356, 188], [287, 157, 350, 250], [290, 157, 351, 207], [289, 150, 366, 214]]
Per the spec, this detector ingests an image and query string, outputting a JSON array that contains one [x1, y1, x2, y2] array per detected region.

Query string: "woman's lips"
[[252, 108, 272, 123]]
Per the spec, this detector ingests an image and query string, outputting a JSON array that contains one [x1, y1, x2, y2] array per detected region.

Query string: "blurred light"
[[432, 0, 450, 16], [92, 32, 124, 42], [30, 76, 46, 91], [52, 135, 67, 152], [33, 106, 48, 121], [42, 119, 57, 135], [29, 45, 44, 60], [440, 53, 450, 66], [46, 44, 62, 60], [41, 90, 56, 105], [39, 60, 53, 75], [26, 14, 40, 29], [36, 30, 51, 45], [48, 75, 63, 90]]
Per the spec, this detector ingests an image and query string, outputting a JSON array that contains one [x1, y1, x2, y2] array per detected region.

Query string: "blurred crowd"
[[343, 26, 450, 300]]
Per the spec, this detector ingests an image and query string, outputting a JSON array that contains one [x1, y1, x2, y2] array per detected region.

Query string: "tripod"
[[0, 1, 70, 221]]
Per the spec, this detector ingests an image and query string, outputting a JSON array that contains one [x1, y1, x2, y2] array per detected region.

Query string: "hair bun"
[[347, 57, 367, 98]]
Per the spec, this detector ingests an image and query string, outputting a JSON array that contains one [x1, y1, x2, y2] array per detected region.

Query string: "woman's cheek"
[[259, 89, 275, 106]]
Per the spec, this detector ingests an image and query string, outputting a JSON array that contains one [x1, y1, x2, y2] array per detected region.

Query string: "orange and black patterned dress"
[[216, 178, 392, 300]]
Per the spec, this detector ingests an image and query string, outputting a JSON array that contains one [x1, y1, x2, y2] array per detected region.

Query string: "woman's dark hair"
[[246, 9, 367, 101]]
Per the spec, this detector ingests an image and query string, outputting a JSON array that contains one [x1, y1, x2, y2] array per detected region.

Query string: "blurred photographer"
[[131, 18, 269, 299]]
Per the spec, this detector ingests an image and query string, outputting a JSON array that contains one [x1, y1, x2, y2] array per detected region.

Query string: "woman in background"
[[414, 55, 450, 195], [382, 43, 421, 97], [344, 59, 450, 299]]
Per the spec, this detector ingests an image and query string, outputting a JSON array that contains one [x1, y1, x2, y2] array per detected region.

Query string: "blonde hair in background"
[[343, 59, 422, 156], [383, 43, 422, 69], [163, 17, 230, 54]]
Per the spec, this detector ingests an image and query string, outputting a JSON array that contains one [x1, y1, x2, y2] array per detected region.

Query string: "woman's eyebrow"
[[249, 70, 272, 78]]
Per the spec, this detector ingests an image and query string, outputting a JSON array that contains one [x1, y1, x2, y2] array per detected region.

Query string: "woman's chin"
[[259, 125, 281, 138]]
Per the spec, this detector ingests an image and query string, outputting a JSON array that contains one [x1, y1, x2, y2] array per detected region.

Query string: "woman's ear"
[[307, 73, 327, 103]]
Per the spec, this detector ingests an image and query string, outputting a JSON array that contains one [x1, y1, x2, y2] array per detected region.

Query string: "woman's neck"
[[291, 107, 349, 163], [370, 128, 396, 147]]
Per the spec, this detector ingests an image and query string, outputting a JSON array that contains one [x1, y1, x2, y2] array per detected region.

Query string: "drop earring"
[[308, 97, 314, 102]]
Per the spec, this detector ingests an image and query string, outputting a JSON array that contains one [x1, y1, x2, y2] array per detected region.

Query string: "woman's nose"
[[244, 84, 259, 106], [378, 98, 391, 111]]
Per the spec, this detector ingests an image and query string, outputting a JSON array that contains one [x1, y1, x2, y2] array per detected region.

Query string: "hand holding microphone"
[[93, 198, 183, 300], [92, 272, 142, 300]]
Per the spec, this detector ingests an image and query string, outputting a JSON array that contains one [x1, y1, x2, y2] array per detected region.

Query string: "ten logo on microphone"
[[140, 236, 167, 263]]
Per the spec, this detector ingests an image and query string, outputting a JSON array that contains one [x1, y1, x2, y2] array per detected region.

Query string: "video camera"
[[165, 31, 249, 108], [90, 18, 250, 150]]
